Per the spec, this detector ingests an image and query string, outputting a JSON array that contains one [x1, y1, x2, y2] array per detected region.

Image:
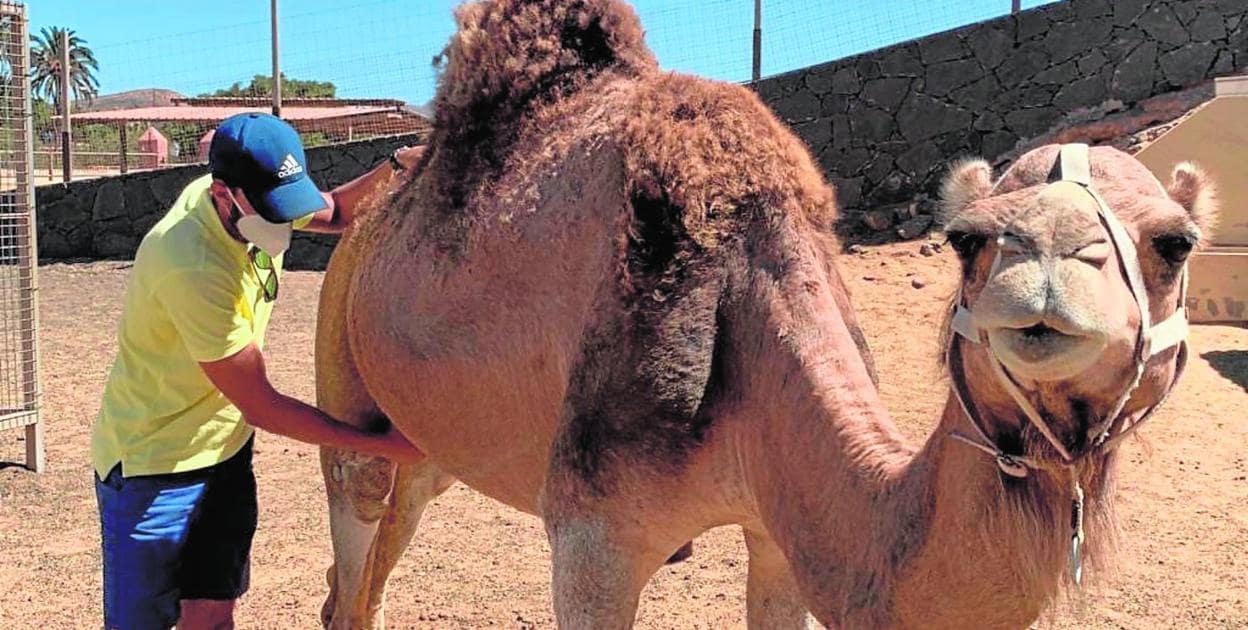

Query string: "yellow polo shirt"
[[91, 174, 304, 479]]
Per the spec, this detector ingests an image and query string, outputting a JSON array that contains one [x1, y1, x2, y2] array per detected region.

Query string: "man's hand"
[[390, 145, 424, 172], [199, 344, 425, 462], [297, 145, 425, 235], [373, 424, 425, 464]]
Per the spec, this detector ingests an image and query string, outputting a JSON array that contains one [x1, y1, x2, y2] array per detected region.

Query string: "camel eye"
[[946, 230, 987, 260], [1152, 234, 1194, 265]]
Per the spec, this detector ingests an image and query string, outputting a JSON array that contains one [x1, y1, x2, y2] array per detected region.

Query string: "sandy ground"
[[0, 241, 1244, 629]]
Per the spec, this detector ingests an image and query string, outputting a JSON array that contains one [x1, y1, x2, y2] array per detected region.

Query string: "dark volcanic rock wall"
[[754, 0, 1247, 237], [33, 133, 423, 270]]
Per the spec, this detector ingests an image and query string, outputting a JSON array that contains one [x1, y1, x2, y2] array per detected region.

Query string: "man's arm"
[[199, 343, 423, 462], [300, 145, 425, 234]]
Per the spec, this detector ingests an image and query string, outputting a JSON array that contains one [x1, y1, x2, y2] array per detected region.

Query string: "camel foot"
[[666, 540, 695, 565]]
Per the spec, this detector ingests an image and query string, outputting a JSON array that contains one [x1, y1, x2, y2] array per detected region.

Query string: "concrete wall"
[[754, 0, 1248, 236], [33, 133, 424, 270]]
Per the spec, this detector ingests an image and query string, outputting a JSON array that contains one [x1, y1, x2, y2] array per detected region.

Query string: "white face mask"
[[227, 190, 293, 257]]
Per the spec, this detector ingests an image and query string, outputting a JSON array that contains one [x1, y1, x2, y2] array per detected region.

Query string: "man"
[[92, 112, 423, 630]]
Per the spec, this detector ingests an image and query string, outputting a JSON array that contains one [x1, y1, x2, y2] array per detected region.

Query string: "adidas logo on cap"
[[276, 153, 304, 178]]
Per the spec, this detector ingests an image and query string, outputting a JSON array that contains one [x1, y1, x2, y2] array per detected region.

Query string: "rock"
[[1110, 41, 1158, 103], [920, 243, 936, 257], [774, 90, 821, 123], [830, 67, 861, 95], [950, 74, 1002, 111], [839, 148, 874, 175], [1074, 0, 1111, 20], [897, 94, 972, 143], [973, 111, 1005, 132], [35, 183, 68, 204], [980, 131, 1019, 159], [820, 93, 850, 117], [1004, 107, 1061, 138], [1112, 0, 1149, 27], [1043, 19, 1113, 64], [994, 47, 1049, 86], [925, 59, 980, 97], [895, 141, 943, 178], [829, 115, 853, 150], [1137, 5, 1189, 46], [38, 230, 72, 259], [1054, 75, 1108, 111], [1189, 10, 1228, 41], [124, 180, 159, 224], [863, 158, 896, 189], [896, 215, 934, 240], [804, 70, 835, 95], [862, 209, 895, 231], [918, 36, 966, 64], [1172, 2, 1197, 24], [1023, 84, 1060, 109], [849, 107, 895, 144], [95, 230, 139, 258], [91, 181, 126, 222], [1160, 43, 1218, 88], [1033, 61, 1079, 86], [794, 120, 834, 152], [911, 278, 928, 289], [1016, 10, 1050, 41], [831, 177, 864, 210], [1212, 50, 1235, 76], [1076, 49, 1109, 76], [847, 244, 867, 255], [965, 26, 1013, 70], [878, 45, 925, 76], [861, 78, 913, 111], [873, 171, 915, 204]]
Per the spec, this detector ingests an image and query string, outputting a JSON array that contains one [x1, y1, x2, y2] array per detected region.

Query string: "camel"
[[313, 0, 1217, 627]]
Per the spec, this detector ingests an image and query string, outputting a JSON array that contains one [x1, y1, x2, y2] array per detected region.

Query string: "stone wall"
[[33, 132, 424, 270], [754, 0, 1248, 238]]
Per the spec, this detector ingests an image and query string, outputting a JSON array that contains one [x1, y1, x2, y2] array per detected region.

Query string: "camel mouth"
[[987, 324, 1105, 381]]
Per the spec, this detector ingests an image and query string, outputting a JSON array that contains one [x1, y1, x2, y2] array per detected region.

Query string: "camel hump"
[[432, 0, 657, 136]]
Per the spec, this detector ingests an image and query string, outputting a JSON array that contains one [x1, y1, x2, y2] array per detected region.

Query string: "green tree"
[[205, 74, 336, 99], [33, 98, 53, 131], [30, 26, 100, 111]]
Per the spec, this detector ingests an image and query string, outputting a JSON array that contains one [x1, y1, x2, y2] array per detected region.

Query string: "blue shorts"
[[95, 439, 258, 630]]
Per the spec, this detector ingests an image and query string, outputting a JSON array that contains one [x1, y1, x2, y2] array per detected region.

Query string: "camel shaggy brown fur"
[[314, 1, 1214, 627]]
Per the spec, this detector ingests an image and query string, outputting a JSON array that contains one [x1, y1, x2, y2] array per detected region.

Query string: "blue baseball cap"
[[208, 112, 327, 223]]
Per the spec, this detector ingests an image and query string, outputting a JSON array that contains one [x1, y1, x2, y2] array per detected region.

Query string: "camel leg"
[[321, 448, 395, 629], [360, 461, 456, 627], [743, 529, 813, 629], [546, 511, 679, 630]]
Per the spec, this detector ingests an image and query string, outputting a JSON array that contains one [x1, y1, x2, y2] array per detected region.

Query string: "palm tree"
[[30, 26, 99, 112]]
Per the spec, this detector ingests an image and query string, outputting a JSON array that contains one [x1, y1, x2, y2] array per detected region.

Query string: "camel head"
[[938, 143, 1217, 467]]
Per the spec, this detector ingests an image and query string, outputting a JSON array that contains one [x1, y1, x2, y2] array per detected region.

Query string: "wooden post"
[[752, 0, 762, 83], [271, 0, 282, 117], [118, 122, 128, 175], [59, 29, 71, 183], [1012, 0, 1021, 13], [10, 4, 44, 472]]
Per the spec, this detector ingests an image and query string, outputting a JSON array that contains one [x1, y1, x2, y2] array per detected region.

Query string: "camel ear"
[[1166, 162, 1219, 237], [939, 158, 994, 224]]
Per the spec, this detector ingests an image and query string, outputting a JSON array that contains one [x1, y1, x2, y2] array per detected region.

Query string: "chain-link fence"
[[0, 0, 43, 472], [33, 0, 1059, 183]]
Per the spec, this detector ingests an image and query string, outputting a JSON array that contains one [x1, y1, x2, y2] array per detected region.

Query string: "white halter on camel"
[[944, 143, 1191, 584]]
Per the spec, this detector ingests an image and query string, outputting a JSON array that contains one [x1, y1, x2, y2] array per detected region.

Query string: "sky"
[[29, 0, 1057, 106]]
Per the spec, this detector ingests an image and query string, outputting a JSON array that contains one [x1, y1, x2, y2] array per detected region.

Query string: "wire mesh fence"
[[0, 0, 43, 471], [32, 0, 1062, 183]]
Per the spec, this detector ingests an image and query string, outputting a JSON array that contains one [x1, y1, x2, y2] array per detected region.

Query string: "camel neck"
[[738, 267, 1088, 628]]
